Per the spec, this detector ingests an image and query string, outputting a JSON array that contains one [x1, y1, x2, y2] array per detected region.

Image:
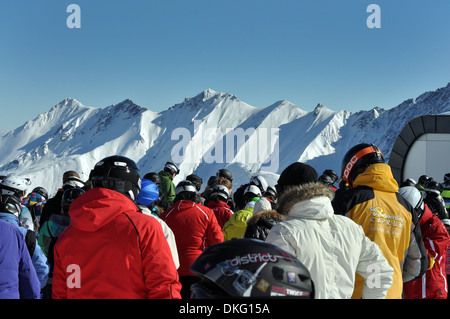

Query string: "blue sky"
[[1, 0, 449, 131]]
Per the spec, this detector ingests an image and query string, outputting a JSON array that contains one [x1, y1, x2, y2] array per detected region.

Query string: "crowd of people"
[[1, 142, 449, 299]]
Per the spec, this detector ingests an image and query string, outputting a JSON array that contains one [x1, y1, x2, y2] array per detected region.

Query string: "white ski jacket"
[[265, 183, 394, 299]]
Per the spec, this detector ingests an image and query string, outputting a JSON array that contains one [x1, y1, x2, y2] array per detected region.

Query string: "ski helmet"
[[341, 143, 384, 187], [0, 175, 32, 197], [61, 187, 85, 215], [250, 175, 268, 192], [444, 173, 450, 185], [89, 155, 141, 201], [210, 184, 230, 202], [63, 176, 85, 189], [400, 178, 416, 188], [264, 186, 278, 201], [186, 174, 203, 191], [244, 185, 262, 198], [318, 169, 338, 187], [424, 180, 443, 197], [175, 180, 197, 195], [136, 179, 159, 207], [216, 169, 233, 182], [32, 187, 49, 201], [164, 161, 180, 175], [418, 175, 433, 186], [0, 195, 23, 217], [190, 238, 314, 299], [143, 172, 161, 187], [399, 186, 425, 219]]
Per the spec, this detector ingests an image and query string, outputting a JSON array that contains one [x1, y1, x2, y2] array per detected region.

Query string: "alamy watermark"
[[65, 4, 380, 29], [170, 120, 280, 173]]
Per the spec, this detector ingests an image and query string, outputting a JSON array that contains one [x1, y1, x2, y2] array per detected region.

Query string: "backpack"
[[25, 229, 36, 257]]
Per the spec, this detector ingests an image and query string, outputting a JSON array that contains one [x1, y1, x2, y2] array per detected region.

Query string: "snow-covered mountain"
[[1, 83, 450, 196]]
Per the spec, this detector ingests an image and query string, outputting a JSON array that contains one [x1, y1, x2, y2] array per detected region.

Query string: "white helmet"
[[399, 186, 425, 217], [250, 175, 268, 192], [1, 175, 32, 197], [244, 184, 262, 198]]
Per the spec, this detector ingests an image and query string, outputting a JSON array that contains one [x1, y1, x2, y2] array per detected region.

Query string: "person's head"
[[443, 173, 450, 186], [263, 186, 278, 202], [250, 175, 268, 193], [164, 161, 180, 178], [216, 177, 232, 192], [89, 155, 141, 201], [210, 184, 230, 203], [400, 178, 416, 188], [31, 187, 48, 201], [63, 171, 80, 184], [0, 175, 32, 199], [318, 169, 338, 187], [61, 187, 85, 216], [136, 179, 159, 207], [174, 180, 198, 202], [143, 172, 161, 188], [190, 238, 314, 299], [216, 169, 233, 183], [0, 195, 22, 218], [276, 162, 318, 195], [340, 143, 384, 188], [417, 175, 433, 187], [424, 180, 443, 198], [186, 174, 203, 192], [398, 185, 425, 219], [243, 185, 262, 203], [63, 175, 85, 190]]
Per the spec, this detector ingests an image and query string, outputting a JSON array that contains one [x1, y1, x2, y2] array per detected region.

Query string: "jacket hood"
[[246, 209, 284, 226], [69, 187, 140, 232], [0, 212, 19, 227], [353, 163, 398, 192], [277, 182, 334, 220]]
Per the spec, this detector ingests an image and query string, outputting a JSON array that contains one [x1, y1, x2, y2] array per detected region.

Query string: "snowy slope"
[[1, 83, 449, 196]]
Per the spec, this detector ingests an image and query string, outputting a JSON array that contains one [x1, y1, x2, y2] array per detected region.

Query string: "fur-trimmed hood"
[[246, 209, 284, 226], [276, 182, 335, 220]]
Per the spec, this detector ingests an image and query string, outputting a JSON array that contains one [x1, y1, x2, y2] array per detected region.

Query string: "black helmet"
[[318, 169, 338, 187], [61, 188, 85, 215], [216, 169, 233, 182], [341, 143, 384, 187], [444, 173, 450, 185], [190, 238, 314, 299], [418, 175, 433, 186], [0, 195, 22, 217], [424, 180, 443, 197], [164, 161, 180, 175], [143, 172, 161, 187], [186, 174, 203, 191], [89, 155, 141, 201]]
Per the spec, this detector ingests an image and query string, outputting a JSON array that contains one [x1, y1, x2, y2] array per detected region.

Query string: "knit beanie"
[[277, 162, 318, 192]]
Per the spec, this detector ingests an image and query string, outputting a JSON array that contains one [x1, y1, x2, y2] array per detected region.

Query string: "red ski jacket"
[[206, 200, 234, 228], [52, 187, 182, 299], [404, 205, 450, 299], [160, 200, 224, 277]]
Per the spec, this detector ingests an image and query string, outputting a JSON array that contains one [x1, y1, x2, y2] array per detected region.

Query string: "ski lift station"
[[389, 114, 450, 184]]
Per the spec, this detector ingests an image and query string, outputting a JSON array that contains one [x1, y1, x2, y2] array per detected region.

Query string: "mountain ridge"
[[1, 83, 449, 195]]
